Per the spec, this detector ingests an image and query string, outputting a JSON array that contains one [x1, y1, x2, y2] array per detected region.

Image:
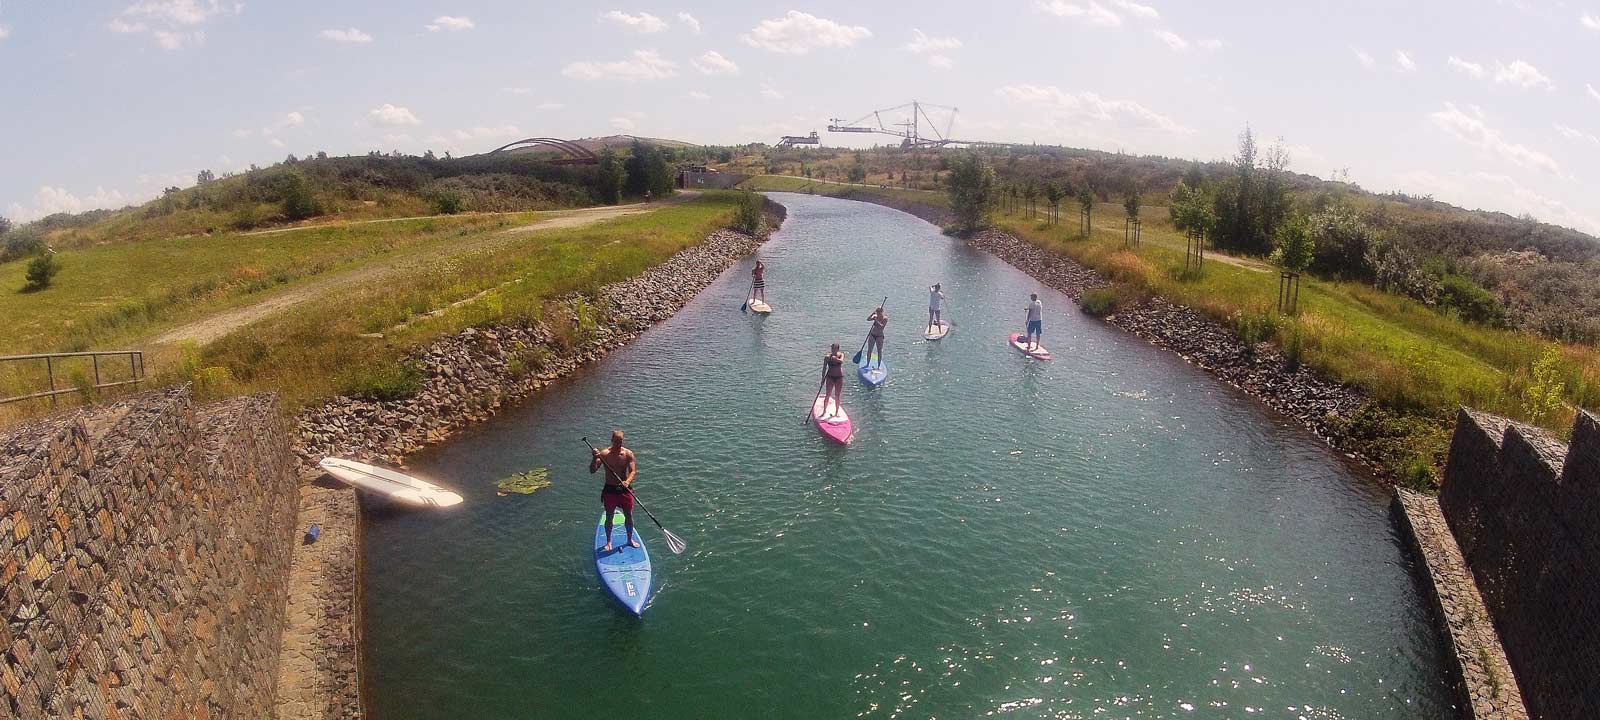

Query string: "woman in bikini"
[[822, 342, 846, 417], [864, 305, 888, 368]]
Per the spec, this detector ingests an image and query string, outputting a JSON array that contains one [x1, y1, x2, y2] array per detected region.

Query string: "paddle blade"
[[663, 529, 687, 554], [851, 349, 863, 364]]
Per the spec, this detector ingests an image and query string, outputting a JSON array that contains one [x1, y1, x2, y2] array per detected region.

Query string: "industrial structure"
[[485, 137, 600, 164], [777, 131, 820, 148], [775, 100, 1009, 149]]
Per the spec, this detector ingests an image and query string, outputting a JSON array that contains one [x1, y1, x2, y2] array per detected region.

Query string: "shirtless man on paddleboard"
[[590, 429, 640, 550]]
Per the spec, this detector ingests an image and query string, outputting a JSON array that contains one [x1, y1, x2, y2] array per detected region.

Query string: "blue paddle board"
[[858, 356, 889, 386], [594, 510, 652, 615]]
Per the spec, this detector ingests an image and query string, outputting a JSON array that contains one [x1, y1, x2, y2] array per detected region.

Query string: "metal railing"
[[0, 350, 146, 406]]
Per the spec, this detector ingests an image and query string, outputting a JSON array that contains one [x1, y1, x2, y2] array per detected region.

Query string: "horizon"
[[2, 1, 1598, 235]]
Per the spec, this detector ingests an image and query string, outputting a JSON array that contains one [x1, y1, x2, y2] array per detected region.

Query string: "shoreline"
[[277, 214, 777, 719]]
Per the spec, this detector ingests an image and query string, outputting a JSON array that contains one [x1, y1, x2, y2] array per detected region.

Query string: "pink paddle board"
[[811, 395, 854, 444], [1008, 333, 1052, 360]]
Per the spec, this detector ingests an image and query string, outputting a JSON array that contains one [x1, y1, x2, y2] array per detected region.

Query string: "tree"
[[945, 151, 997, 233], [1271, 212, 1314, 272], [1022, 180, 1038, 218], [0, 215, 11, 237], [23, 253, 60, 291], [276, 169, 319, 221], [732, 191, 764, 234], [423, 150, 437, 161], [196, 169, 216, 185], [1076, 183, 1095, 235], [1043, 182, 1063, 224], [1307, 203, 1379, 280], [1210, 126, 1292, 256], [847, 164, 866, 183], [1123, 184, 1141, 220], [623, 139, 672, 197], [596, 147, 626, 205]]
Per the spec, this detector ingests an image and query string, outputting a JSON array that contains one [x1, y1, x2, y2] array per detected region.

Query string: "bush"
[[1080, 287, 1121, 317], [731, 191, 763, 234], [339, 361, 424, 401], [1, 226, 45, 264], [431, 189, 466, 215], [276, 170, 320, 221], [1437, 273, 1505, 326], [231, 203, 263, 230], [1229, 306, 1280, 348], [23, 253, 60, 291], [847, 164, 866, 183]]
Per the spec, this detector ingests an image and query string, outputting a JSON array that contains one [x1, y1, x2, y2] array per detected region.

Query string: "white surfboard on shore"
[[319, 457, 464, 508]]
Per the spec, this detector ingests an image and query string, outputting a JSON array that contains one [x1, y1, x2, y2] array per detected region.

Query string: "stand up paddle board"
[[318, 457, 464, 507], [748, 299, 772, 314], [858, 357, 890, 386], [811, 395, 854, 444], [924, 322, 950, 341], [594, 511, 652, 615], [1008, 333, 1053, 360]]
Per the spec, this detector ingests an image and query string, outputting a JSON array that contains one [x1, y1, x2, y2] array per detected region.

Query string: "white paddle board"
[[749, 299, 772, 314], [318, 457, 464, 507], [924, 322, 950, 341]]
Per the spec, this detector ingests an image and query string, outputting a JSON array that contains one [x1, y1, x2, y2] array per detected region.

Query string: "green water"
[[363, 194, 1452, 718]]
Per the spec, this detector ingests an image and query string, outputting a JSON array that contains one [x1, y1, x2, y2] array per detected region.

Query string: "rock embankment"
[[967, 229, 1375, 468], [293, 228, 765, 466]]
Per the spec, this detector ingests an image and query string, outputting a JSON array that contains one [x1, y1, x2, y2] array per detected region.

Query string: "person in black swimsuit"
[[864, 306, 888, 368], [822, 342, 846, 417]]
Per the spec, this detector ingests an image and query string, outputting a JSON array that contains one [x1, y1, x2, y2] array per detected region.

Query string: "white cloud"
[[426, 16, 474, 32], [611, 116, 637, 131], [1397, 169, 1599, 235], [369, 103, 420, 126], [996, 84, 1191, 134], [1153, 29, 1188, 51], [562, 49, 678, 81], [926, 54, 954, 68], [1582, 12, 1600, 30], [269, 138, 287, 149], [905, 29, 961, 67], [677, 12, 701, 33], [1589, 84, 1600, 103], [1493, 59, 1553, 89], [1395, 50, 1416, 72], [1429, 102, 1561, 175], [599, 10, 667, 33], [688, 90, 711, 101], [1351, 47, 1376, 69], [536, 101, 565, 110], [0, 25, 11, 40], [282, 111, 305, 127], [740, 11, 871, 55], [1112, 0, 1159, 20], [1554, 123, 1599, 145], [107, 1, 230, 48], [760, 81, 784, 100], [320, 27, 373, 43], [1033, 1, 1122, 27], [6, 186, 133, 223], [691, 50, 739, 75], [1447, 55, 1485, 78]]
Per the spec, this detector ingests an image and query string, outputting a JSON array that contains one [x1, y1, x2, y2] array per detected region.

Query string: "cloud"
[[6, 185, 133, 223], [1447, 55, 1485, 78], [1351, 47, 1376, 69], [1197, 38, 1223, 50], [1428, 102, 1561, 175], [1111, 0, 1159, 20], [426, 16, 474, 32], [536, 101, 565, 110], [0, 25, 11, 40], [599, 10, 667, 33], [320, 27, 373, 43], [760, 81, 784, 100], [740, 11, 871, 54], [369, 103, 420, 126], [1396, 169, 1599, 235], [678, 12, 701, 33], [1583, 12, 1600, 30], [562, 49, 678, 81], [996, 83, 1191, 134], [1153, 29, 1188, 51], [688, 90, 711, 101], [926, 54, 954, 68], [691, 50, 739, 75], [1032, 1, 1122, 27], [269, 138, 287, 149], [232, 128, 253, 138], [1395, 50, 1416, 72], [905, 29, 960, 67], [282, 111, 305, 127], [107, 0, 231, 48], [611, 116, 637, 131], [1590, 84, 1600, 103], [1554, 123, 1599, 145], [1493, 59, 1553, 89]]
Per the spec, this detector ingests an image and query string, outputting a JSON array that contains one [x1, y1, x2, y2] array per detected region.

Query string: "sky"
[[2, 0, 1599, 235]]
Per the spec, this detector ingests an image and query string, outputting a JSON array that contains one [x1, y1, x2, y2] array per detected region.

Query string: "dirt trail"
[[150, 193, 698, 347]]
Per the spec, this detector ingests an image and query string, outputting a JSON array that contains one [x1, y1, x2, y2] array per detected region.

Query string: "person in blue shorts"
[[1024, 293, 1043, 351]]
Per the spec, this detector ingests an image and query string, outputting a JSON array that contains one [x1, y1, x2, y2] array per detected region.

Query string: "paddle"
[[852, 296, 889, 365], [803, 363, 827, 425], [582, 437, 687, 554], [740, 280, 754, 314]]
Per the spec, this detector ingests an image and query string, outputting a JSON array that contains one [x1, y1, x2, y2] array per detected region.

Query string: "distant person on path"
[[752, 260, 767, 302], [822, 342, 846, 417], [643, 190, 653, 203], [927, 283, 945, 333], [590, 429, 639, 550], [1024, 293, 1044, 351], [865, 305, 889, 367]]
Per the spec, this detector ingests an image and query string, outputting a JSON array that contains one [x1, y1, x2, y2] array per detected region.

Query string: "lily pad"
[[496, 467, 551, 495]]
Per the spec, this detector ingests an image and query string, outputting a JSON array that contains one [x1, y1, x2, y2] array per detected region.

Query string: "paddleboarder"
[[1024, 293, 1044, 351], [864, 305, 888, 368], [589, 429, 640, 550], [822, 342, 846, 417], [927, 283, 945, 333], [752, 261, 767, 303]]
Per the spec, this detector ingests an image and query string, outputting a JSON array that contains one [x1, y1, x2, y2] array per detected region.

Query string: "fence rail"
[[0, 350, 146, 406]]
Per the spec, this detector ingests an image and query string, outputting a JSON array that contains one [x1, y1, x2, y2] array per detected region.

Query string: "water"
[[363, 194, 1452, 719]]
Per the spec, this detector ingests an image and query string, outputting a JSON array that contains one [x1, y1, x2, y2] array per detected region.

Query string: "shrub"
[[731, 191, 763, 234], [1080, 287, 1121, 317], [339, 361, 424, 401], [231, 203, 263, 230], [847, 164, 866, 183], [1229, 306, 1280, 348], [945, 151, 997, 233], [431, 189, 466, 215], [1437, 273, 1505, 326], [23, 253, 60, 291]]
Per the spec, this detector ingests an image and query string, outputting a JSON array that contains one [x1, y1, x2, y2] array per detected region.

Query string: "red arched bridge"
[[487, 137, 600, 164]]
